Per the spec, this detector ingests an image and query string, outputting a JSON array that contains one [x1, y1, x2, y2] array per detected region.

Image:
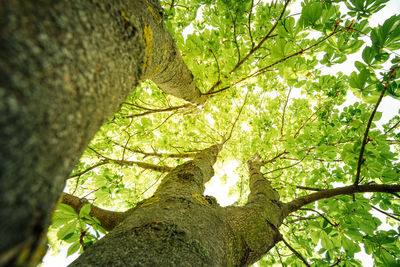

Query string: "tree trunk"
[[0, 0, 201, 265], [70, 148, 284, 266]]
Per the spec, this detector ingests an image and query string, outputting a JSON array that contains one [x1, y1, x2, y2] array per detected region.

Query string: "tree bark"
[[70, 149, 284, 266], [0, 0, 201, 265], [67, 151, 400, 266]]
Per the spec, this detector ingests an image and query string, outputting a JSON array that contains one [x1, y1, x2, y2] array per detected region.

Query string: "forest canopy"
[[47, 0, 400, 266]]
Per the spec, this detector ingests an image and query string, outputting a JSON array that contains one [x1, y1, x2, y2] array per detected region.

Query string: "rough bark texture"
[[70, 148, 284, 266], [0, 0, 201, 265], [138, 0, 207, 104]]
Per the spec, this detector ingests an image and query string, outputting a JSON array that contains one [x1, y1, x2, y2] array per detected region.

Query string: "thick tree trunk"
[[0, 0, 201, 265], [70, 148, 284, 266]]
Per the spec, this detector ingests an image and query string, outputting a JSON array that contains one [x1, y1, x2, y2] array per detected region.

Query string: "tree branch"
[[385, 119, 400, 135], [124, 103, 192, 118], [224, 0, 241, 63], [69, 160, 110, 179], [222, 91, 248, 145], [295, 185, 323, 191], [244, 26, 347, 81], [300, 208, 336, 227], [261, 151, 288, 165], [281, 237, 311, 267], [370, 204, 400, 223], [284, 184, 400, 216], [280, 87, 292, 136], [61, 193, 126, 231], [229, 0, 291, 74], [88, 147, 174, 173], [354, 66, 400, 185]]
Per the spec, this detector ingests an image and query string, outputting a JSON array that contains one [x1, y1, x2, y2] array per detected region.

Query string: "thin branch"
[[230, 0, 291, 74], [203, 85, 230, 96], [355, 65, 400, 185], [275, 247, 285, 266], [209, 48, 221, 86], [295, 185, 323, 191], [204, 0, 288, 96], [286, 215, 317, 224], [284, 184, 400, 215], [370, 204, 400, 223], [262, 151, 288, 165], [294, 102, 329, 139], [244, 26, 347, 81], [281, 237, 311, 267], [264, 154, 307, 175], [109, 140, 196, 159], [111, 159, 173, 173], [169, 0, 175, 10], [61, 193, 126, 231], [247, 0, 255, 49], [222, 91, 249, 145], [385, 119, 400, 135], [281, 87, 292, 136], [300, 208, 336, 227], [121, 124, 133, 161], [224, 0, 241, 63], [69, 161, 110, 179], [125, 103, 191, 118], [88, 147, 173, 173]]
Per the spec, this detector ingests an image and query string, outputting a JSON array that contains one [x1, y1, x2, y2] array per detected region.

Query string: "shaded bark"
[[0, 0, 201, 265]]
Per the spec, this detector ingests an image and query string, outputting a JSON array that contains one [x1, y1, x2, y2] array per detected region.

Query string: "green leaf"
[[57, 203, 78, 216], [79, 204, 91, 219], [362, 46, 376, 65], [67, 241, 81, 257], [57, 221, 77, 240], [301, 2, 323, 26], [373, 111, 382, 121], [349, 69, 369, 89]]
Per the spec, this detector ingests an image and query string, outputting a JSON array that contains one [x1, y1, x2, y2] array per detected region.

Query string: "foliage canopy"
[[48, 0, 400, 266]]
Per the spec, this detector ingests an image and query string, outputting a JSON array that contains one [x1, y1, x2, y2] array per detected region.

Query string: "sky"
[[41, 1, 400, 266]]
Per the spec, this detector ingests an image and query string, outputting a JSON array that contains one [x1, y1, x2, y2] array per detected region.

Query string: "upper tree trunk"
[[70, 148, 284, 267], [0, 1, 201, 265]]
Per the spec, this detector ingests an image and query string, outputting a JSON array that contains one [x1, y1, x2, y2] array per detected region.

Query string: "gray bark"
[[0, 0, 201, 265]]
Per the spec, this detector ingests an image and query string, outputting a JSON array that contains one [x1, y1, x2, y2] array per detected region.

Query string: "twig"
[[222, 91, 249, 145], [370, 204, 400, 222], [124, 103, 191, 118], [295, 185, 323, 191], [264, 154, 307, 175], [246, 26, 347, 80], [300, 208, 336, 227], [281, 87, 292, 136], [281, 237, 311, 266], [385, 119, 400, 135], [69, 161, 110, 179], [247, 0, 255, 49], [262, 151, 288, 165], [275, 247, 285, 266], [224, 0, 241, 63], [229, 0, 291, 74], [209, 48, 221, 87], [88, 147, 173, 173]]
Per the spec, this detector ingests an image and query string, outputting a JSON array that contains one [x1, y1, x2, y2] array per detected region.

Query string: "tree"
[[1, 0, 400, 266]]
